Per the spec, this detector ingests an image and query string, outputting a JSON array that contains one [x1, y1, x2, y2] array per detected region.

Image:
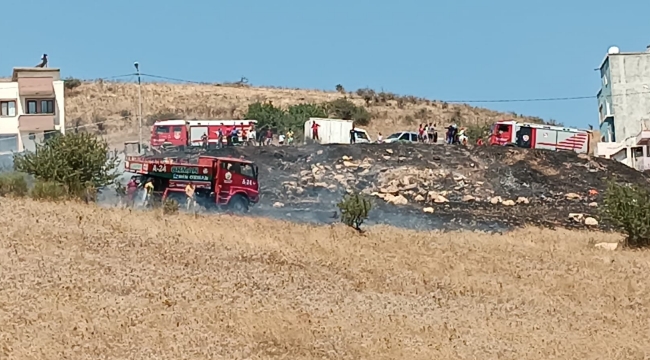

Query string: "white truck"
[[303, 118, 371, 144]]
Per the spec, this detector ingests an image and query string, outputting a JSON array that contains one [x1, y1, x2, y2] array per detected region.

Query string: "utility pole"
[[134, 62, 143, 151]]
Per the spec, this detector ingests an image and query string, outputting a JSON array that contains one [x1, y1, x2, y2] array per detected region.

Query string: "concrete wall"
[[0, 82, 21, 153], [608, 53, 650, 141], [0, 75, 65, 154], [53, 80, 65, 132], [597, 58, 613, 123]]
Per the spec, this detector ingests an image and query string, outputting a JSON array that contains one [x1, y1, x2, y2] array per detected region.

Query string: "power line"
[[78, 71, 650, 104]]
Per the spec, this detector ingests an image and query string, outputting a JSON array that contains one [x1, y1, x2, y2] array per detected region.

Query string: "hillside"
[[1, 199, 648, 359], [135, 142, 649, 231], [65, 81, 549, 139]]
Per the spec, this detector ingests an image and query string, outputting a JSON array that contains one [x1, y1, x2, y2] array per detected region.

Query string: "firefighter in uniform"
[[143, 178, 154, 207], [184, 182, 196, 211]]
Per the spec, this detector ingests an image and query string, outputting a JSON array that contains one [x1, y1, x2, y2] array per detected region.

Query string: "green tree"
[[602, 180, 650, 248], [464, 124, 491, 142], [325, 98, 372, 126], [286, 103, 328, 136], [337, 192, 372, 231], [244, 102, 288, 130], [13, 132, 120, 197]]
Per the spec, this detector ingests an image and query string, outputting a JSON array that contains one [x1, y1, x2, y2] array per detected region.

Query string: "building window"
[[0, 101, 16, 117], [0, 134, 18, 153], [25, 99, 55, 114]]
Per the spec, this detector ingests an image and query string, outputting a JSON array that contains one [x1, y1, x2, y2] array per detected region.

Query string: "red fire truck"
[[124, 153, 260, 212], [150, 119, 258, 151], [488, 120, 591, 154]]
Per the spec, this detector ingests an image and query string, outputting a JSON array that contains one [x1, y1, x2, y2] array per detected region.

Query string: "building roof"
[[598, 51, 650, 70], [11, 67, 61, 81]]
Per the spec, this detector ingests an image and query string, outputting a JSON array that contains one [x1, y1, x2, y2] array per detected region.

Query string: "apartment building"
[[0, 67, 65, 154]]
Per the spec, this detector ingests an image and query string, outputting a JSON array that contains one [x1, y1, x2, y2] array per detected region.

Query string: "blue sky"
[[2, 0, 648, 128]]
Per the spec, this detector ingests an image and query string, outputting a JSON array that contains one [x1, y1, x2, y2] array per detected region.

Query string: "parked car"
[[383, 131, 419, 144]]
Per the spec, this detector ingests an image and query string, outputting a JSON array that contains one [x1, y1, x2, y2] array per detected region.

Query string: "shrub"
[[244, 102, 327, 136], [244, 102, 288, 130], [31, 180, 67, 201], [337, 192, 372, 231], [163, 199, 179, 215], [464, 124, 491, 141], [325, 98, 372, 126], [64, 77, 82, 90], [13, 132, 119, 199], [602, 181, 650, 248], [0, 172, 28, 197]]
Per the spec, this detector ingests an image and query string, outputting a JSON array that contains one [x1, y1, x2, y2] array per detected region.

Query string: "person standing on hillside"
[[247, 125, 257, 146], [286, 129, 294, 146], [201, 132, 208, 149], [217, 125, 224, 148], [427, 123, 437, 143], [264, 128, 273, 146], [311, 122, 320, 142], [349, 124, 356, 144]]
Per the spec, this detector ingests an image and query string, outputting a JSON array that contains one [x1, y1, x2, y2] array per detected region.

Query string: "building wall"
[[53, 80, 65, 132], [608, 53, 650, 142], [0, 82, 21, 153], [597, 58, 613, 126], [0, 74, 65, 154]]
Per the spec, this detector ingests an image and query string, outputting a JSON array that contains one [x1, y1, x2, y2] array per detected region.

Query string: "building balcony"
[[636, 130, 650, 145], [18, 114, 55, 132]]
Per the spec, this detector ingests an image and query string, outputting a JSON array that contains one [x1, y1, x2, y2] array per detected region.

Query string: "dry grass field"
[[65, 81, 550, 139], [1, 199, 648, 359]]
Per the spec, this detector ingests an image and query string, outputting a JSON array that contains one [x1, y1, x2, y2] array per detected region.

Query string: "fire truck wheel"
[[229, 194, 249, 213]]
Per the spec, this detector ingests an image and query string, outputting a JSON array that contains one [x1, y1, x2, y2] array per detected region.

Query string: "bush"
[[325, 98, 372, 126], [64, 77, 82, 90], [464, 124, 491, 141], [602, 181, 650, 248], [31, 180, 67, 201], [244, 102, 327, 136], [337, 192, 372, 231], [13, 132, 119, 199], [0, 172, 28, 197], [163, 199, 179, 215]]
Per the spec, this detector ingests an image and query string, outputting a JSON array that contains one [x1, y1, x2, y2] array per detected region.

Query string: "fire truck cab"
[[150, 119, 258, 151], [488, 120, 591, 154], [124, 154, 260, 212]]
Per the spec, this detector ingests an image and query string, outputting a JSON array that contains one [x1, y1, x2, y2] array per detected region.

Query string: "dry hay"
[[65, 81, 545, 141], [0, 199, 647, 359]]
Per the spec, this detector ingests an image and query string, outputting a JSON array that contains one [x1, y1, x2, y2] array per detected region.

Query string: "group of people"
[[199, 122, 258, 149], [417, 123, 439, 143], [261, 128, 295, 146]]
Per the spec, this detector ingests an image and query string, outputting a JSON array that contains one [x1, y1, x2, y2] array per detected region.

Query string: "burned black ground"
[[148, 143, 650, 232]]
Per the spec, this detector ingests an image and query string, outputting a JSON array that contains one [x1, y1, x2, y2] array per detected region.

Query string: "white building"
[[594, 46, 650, 171], [0, 67, 65, 154]]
